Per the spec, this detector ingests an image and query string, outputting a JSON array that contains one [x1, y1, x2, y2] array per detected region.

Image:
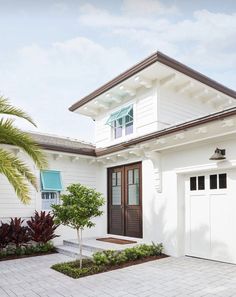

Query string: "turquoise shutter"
[[40, 170, 63, 191]]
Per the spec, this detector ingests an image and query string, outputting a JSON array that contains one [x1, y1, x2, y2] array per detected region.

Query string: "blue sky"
[[0, 0, 235, 143]]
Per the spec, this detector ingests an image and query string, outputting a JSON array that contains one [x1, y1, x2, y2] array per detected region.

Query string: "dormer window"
[[106, 105, 133, 139]]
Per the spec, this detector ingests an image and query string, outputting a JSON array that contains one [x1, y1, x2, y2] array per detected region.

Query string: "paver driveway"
[[0, 254, 236, 297]]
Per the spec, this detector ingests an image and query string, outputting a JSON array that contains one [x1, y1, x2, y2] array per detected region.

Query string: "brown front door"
[[108, 162, 142, 238]]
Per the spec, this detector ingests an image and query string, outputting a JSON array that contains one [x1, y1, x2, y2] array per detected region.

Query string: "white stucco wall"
[[93, 135, 236, 257]]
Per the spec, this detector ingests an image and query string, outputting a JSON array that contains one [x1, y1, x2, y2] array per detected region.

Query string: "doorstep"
[[56, 235, 146, 259]]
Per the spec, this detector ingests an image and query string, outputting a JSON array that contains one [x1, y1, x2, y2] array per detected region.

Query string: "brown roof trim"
[[69, 51, 236, 111], [39, 144, 96, 156], [95, 107, 236, 157]]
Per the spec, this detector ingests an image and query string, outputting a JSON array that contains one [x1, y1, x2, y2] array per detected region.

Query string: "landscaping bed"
[[0, 242, 56, 261], [52, 243, 166, 279], [0, 211, 59, 261]]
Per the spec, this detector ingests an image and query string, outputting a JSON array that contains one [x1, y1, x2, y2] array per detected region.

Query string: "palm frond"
[[0, 149, 33, 204], [0, 118, 47, 169], [0, 96, 36, 127]]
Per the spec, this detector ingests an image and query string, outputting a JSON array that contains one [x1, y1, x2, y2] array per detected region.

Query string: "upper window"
[[106, 105, 133, 139]]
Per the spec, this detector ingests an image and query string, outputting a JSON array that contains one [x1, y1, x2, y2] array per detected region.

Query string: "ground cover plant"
[[52, 242, 166, 279], [0, 211, 58, 260]]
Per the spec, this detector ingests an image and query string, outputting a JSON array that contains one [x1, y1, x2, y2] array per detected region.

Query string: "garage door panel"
[[189, 195, 210, 258], [185, 171, 236, 264], [210, 193, 234, 263]]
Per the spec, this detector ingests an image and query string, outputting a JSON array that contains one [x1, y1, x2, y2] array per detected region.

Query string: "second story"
[[69, 52, 236, 149]]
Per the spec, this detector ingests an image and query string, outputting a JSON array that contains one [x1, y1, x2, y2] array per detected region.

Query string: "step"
[[63, 239, 105, 253], [56, 245, 94, 259]]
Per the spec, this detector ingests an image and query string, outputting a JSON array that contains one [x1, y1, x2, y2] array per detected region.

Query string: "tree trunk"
[[76, 228, 83, 269]]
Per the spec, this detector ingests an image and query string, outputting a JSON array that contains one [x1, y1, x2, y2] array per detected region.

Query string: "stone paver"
[[0, 254, 236, 296]]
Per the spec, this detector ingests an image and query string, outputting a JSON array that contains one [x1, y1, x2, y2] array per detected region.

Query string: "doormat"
[[96, 237, 137, 244]]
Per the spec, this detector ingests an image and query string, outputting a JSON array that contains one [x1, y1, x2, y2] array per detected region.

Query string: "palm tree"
[[0, 96, 47, 204]]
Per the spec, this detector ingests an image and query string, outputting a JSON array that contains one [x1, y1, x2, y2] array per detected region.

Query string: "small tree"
[[52, 183, 105, 268]]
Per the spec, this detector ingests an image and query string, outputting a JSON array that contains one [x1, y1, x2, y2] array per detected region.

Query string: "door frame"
[[107, 161, 143, 238]]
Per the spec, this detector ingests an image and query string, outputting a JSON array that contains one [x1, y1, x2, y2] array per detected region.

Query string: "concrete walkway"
[[0, 254, 236, 297]]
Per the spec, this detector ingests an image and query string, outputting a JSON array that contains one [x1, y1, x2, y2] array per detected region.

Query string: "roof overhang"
[[95, 107, 236, 158], [69, 51, 236, 117]]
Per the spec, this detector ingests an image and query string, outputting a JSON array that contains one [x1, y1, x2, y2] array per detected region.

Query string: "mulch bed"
[[0, 251, 57, 262], [96, 237, 137, 244], [52, 254, 168, 279]]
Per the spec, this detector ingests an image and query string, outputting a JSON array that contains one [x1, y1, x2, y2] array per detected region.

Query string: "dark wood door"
[[108, 162, 142, 238]]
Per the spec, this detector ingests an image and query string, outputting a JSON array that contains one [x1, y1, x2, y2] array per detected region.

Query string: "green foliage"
[[52, 259, 102, 279], [0, 242, 55, 259], [0, 96, 47, 204], [52, 243, 164, 279], [52, 183, 105, 230], [93, 243, 163, 265]]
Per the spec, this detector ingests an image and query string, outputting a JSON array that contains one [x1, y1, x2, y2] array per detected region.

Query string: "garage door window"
[[190, 177, 197, 191], [210, 175, 217, 189], [219, 173, 227, 189], [190, 176, 205, 191], [210, 173, 227, 189]]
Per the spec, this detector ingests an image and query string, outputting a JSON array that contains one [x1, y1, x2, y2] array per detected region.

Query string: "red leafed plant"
[[27, 211, 59, 243], [0, 222, 11, 249], [9, 218, 31, 248]]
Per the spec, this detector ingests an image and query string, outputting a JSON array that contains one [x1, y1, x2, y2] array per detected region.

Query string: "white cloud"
[[122, 0, 179, 16], [0, 37, 133, 141], [78, 3, 236, 84]]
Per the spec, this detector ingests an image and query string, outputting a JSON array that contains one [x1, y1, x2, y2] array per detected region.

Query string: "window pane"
[[117, 172, 121, 186], [219, 173, 227, 189], [125, 122, 133, 135], [198, 176, 205, 190], [114, 126, 122, 138], [128, 170, 133, 184], [134, 169, 139, 184], [42, 192, 58, 210], [190, 177, 196, 191], [112, 186, 121, 205], [210, 175, 217, 189], [112, 172, 116, 186], [128, 184, 139, 205]]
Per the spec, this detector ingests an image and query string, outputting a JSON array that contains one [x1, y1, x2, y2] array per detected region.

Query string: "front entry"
[[108, 162, 142, 238]]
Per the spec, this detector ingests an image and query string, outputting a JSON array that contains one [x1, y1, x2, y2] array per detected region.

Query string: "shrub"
[[52, 260, 102, 279], [0, 242, 56, 259], [53, 243, 164, 279], [0, 222, 11, 249], [93, 243, 163, 265], [9, 218, 30, 248], [27, 211, 59, 243]]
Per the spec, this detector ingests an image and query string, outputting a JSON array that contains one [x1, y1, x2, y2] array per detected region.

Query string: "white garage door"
[[185, 170, 236, 264]]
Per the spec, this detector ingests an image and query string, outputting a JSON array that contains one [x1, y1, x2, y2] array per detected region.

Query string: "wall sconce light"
[[209, 148, 226, 160]]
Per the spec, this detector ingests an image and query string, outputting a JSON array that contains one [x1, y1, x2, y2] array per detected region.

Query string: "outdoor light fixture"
[[209, 148, 226, 161]]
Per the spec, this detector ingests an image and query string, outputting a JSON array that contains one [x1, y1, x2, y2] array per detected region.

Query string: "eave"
[[95, 107, 236, 157], [69, 51, 236, 113]]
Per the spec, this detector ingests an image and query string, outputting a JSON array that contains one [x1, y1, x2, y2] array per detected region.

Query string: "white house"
[[1, 51, 236, 264]]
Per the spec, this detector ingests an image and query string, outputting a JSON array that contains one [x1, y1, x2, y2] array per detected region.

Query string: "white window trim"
[[41, 191, 60, 211], [107, 102, 136, 144]]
